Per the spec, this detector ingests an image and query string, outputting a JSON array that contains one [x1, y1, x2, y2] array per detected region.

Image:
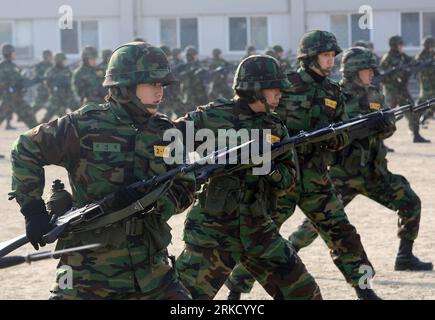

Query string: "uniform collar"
[[298, 66, 326, 84]]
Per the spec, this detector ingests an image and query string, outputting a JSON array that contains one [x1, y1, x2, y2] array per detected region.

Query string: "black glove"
[[374, 113, 396, 132], [322, 132, 349, 151], [21, 199, 51, 250]]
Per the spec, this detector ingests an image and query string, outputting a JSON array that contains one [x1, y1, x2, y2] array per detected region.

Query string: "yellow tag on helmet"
[[324, 98, 337, 109]]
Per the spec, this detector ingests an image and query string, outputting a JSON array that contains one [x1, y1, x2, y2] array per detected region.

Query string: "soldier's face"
[[253, 88, 281, 112], [88, 58, 97, 67], [136, 83, 164, 113], [316, 51, 335, 75], [358, 68, 374, 86]]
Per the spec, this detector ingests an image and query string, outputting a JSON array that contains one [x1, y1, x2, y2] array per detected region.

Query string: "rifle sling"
[[71, 181, 172, 234]]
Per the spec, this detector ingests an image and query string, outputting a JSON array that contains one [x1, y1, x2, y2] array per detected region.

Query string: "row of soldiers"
[[0, 44, 110, 130], [0, 42, 294, 131], [6, 31, 434, 300]]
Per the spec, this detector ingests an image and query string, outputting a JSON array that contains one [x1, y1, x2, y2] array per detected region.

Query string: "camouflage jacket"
[[415, 49, 435, 100], [45, 65, 74, 98], [34, 60, 53, 96], [9, 100, 196, 293], [179, 61, 209, 106], [333, 79, 395, 175], [72, 63, 106, 104], [277, 66, 348, 191], [0, 59, 26, 98], [379, 50, 413, 92], [174, 98, 298, 252]]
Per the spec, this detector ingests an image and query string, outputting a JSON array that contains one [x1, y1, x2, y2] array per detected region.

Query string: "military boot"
[[354, 287, 382, 300], [5, 120, 16, 130], [227, 290, 241, 300], [413, 133, 431, 143], [394, 239, 433, 271]]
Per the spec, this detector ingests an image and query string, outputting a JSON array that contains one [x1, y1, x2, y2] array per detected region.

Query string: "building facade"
[[1, 0, 434, 63]]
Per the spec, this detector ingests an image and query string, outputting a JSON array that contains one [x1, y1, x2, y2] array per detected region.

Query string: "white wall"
[[372, 11, 400, 52]]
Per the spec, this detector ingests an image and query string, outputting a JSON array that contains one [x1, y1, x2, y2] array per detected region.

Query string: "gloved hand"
[[323, 132, 349, 151], [21, 199, 52, 250], [374, 112, 396, 132]]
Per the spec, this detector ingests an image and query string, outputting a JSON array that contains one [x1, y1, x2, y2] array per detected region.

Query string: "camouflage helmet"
[[81, 46, 98, 62], [353, 40, 369, 48], [389, 35, 403, 49], [233, 55, 290, 92], [265, 49, 276, 58], [185, 46, 198, 59], [2, 43, 15, 58], [212, 48, 222, 58], [246, 45, 256, 55], [159, 45, 171, 57], [54, 52, 67, 64], [340, 47, 378, 74], [42, 49, 53, 60], [422, 36, 435, 49], [297, 30, 342, 59], [103, 42, 176, 88], [273, 45, 284, 53], [172, 48, 182, 58], [101, 49, 112, 62]]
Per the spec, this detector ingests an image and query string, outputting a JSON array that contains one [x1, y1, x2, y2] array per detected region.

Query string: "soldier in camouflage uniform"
[[289, 47, 433, 271], [226, 31, 381, 300], [379, 36, 430, 143], [179, 46, 208, 111], [32, 50, 53, 114], [9, 42, 196, 299], [72, 46, 106, 106], [174, 55, 322, 300], [42, 53, 77, 123], [416, 36, 435, 124], [243, 45, 256, 60], [0, 44, 38, 129], [207, 48, 233, 100], [273, 45, 292, 73]]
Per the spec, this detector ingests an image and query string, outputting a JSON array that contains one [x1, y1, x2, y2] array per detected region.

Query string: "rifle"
[[195, 98, 435, 182], [0, 243, 101, 269], [374, 58, 435, 86], [0, 141, 253, 258]]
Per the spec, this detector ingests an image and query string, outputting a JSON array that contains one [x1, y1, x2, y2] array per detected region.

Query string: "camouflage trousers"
[[384, 90, 423, 136], [49, 237, 191, 300], [0, 98, 38, 128], [225, 176, 373, 294], [176, 241, 322, 300], [289, 165, 422, 251], [33, 90, 49, 112]]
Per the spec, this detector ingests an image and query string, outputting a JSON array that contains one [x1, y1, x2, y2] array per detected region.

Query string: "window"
[[423, 12, 435, 38], [0, 22, 13, 45], [0, 20, 33, 59], [330, 15, 348, 49], [61, 20, 99, 55], [159, 18, 198, 50], [229, 16, 268, 52], [160, 19, 177, 49], [401, 13, 420, 47], [229, 17, 247, 51], [351, 14, 370, 44], [330, 14, 371, 48]]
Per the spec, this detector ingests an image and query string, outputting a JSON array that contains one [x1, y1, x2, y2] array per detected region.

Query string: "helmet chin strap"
[[308, 58, 331, 77], [254, 91, 273, 113], [125, 87, 159, 113]]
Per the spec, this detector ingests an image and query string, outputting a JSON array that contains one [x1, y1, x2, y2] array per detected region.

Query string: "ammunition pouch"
[[199, 175, 242, 216]]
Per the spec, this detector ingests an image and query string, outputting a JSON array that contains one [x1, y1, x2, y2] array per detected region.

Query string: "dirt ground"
[[0, 113, 434, 300]]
